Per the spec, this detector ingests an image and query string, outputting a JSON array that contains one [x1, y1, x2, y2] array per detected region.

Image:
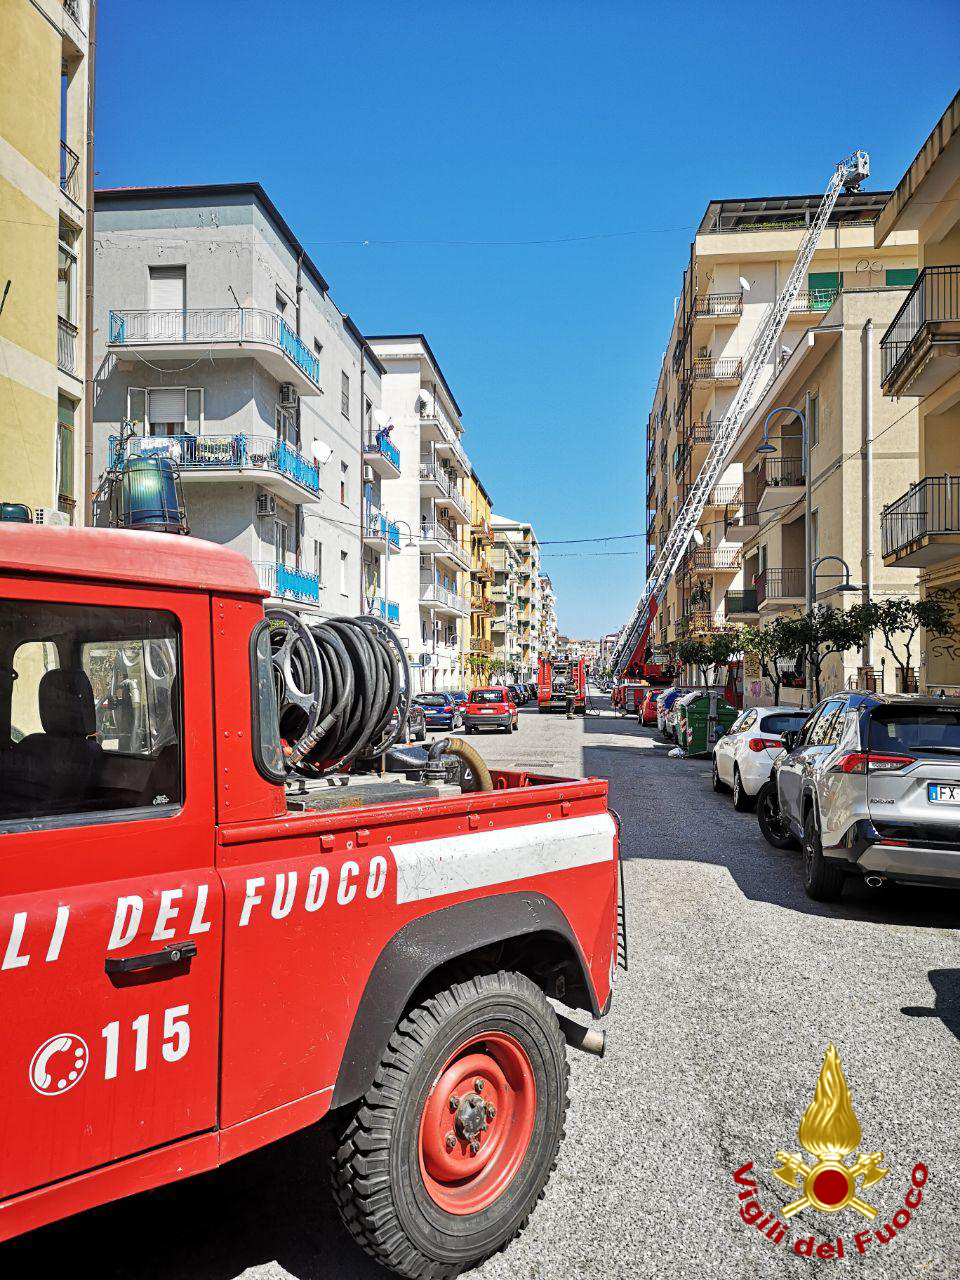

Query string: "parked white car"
[[712, 705, 810, 810]]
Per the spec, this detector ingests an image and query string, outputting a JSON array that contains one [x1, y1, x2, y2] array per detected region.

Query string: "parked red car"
[[463, 686, 518, 733], [638, 688, 660, 726]]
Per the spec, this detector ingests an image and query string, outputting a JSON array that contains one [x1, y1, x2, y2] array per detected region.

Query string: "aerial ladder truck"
[[612, 151, 870, 680]]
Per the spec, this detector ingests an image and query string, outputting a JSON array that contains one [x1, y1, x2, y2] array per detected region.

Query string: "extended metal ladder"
[[612, 151, 870, 676]]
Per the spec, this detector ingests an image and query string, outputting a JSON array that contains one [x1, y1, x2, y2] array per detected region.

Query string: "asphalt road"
[[5, 694, 959, 1277]]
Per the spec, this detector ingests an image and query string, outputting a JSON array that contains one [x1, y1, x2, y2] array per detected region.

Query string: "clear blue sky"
[[96, 0, 958, 638]]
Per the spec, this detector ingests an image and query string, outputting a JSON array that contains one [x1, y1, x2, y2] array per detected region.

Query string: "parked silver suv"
[[765, 692, 960, 901]]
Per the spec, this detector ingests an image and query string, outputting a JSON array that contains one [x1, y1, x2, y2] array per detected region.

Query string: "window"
[[808, 271, 841, 311], [809, 699, 845, 747], [1, 601, 182, 825], [58, 222, 77, 323], [341, 371, 350, 418], [760, 712, 809, 736], [276, 290, 288, 317], [810, 509, 819, 562], [340, 460, 348, 505], [340, 549, 349, 594], [148, 265, 186, 312], [57, 393, 76, 510], [314, 540, 323, 584], [314, 338, 323, 359], [885, 268, 918, 288], [276, 405, 298, 447], [809, 393, 819, 448], [127, 387, 203, 437], [364, 397, 373, 433], [250, 621, 284, 782]]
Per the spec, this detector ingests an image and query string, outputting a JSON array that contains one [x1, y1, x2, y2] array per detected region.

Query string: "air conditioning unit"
[[279, 383, 297, 408], [257, 494, 277, 518], [34, 507, 70, 528], [362, 464, 374, 483]]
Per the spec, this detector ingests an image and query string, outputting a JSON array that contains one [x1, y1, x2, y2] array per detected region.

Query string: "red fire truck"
[[0, 527, 620, 1278], [537, 656, 586, 715]]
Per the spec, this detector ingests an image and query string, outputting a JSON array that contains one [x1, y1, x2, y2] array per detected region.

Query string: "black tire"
[[732, 767, 754, 812], [331, 971, 569, 1279], [511, 719, 518, 732], [802, 809, 845, 902], [711, 754, 726, 793], [756, 780, 797, 850]]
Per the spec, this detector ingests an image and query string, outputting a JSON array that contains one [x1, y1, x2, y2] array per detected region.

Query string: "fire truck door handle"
[[104, 940, 198, 975]]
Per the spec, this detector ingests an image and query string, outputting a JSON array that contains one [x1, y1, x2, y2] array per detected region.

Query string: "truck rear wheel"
[[331, 971, 569, 1279]]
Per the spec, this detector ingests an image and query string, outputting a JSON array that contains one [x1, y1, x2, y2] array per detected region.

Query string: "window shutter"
[[885, 268, 918, 288], [148, 389, 186, 423], [148, 267, 186, 311]]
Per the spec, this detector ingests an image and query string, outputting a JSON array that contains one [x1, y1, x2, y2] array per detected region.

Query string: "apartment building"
[[876, 91, 960, 694], [360, 355, 403, 626], [720, 287, 920, 705], [368, 335, 471, 693], [468, 471, 496, 687], [539, 573, 559, 657], [1, 0, 94, 524], [645, 187, 918, 656], [92, 183, 373, 617], [491, 528, 521, 679], [491, 516, 541, 680]]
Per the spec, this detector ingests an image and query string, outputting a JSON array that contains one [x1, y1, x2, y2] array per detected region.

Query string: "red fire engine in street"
[[537, 656, 586, 715], [0, 528, 620, 1279]]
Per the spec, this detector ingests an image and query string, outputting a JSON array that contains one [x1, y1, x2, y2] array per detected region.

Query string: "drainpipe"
[[862, 320, 874, 673], [358, 345, 366, 606], [82, 0, 98, 526], [804, 389, 813, 708]]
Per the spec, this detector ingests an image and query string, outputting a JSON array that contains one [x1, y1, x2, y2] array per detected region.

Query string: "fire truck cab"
[[537, 656, 586, 715], [0, 528, 619, 1279]]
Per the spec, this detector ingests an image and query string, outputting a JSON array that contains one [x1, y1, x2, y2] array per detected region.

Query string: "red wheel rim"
[[418, 1031, 537, 1215]]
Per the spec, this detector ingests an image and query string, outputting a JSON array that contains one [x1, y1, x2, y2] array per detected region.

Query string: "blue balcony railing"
[[371, 596, 401, 623], [364, 507, 400, 549], [365, 432, 401, 470], [107, 308, 321, 388], [108, 433, 320, 495], [254, 561, 321, 603]]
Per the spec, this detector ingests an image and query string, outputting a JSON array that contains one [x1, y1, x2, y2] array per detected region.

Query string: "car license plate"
[[928, 783, 960, 804]]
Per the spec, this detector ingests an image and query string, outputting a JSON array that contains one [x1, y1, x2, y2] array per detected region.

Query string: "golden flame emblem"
[[772, 1044, 889, 1220]]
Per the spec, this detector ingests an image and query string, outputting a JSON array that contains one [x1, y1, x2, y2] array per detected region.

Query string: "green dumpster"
[[678, 690, 738, 756]]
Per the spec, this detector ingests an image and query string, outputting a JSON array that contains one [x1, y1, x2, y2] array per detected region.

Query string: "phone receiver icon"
[[32, 1036, 72, 1090], [29, 1033, 88, 1095]]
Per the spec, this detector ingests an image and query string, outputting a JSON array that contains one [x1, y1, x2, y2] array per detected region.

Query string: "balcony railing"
[[471, 637, 494, 655], [690, 547, 742, 573], [758, 456, 805, 502], [880, 266, 960, 393], [724, 500, 760, 536], [108, 432, 320, 494], [420, 521, 467, 559], [692, 356, 742, 381], [63, 0, 88, 29], [419, 579, 469, 613], [362, 430, 400, 471], [471, 517, 493, 543], [57, 316, 77, 373], [370, 596, 400, 624], [364, 509, 400, 550], [755, 567, 804, 606], [474, 557, 494, 581], [419, 462, 469, 517], [60, 140, 81, 203], [725, 589, 758, 614], [689, 417, 721, 444], [108, 308, 321, 388], [694, 292, 743, 319], [254, 561, 321, 603], [881, 476, 960, 559], [418, 406, 469, 470], [705, 484, 742, 507], [791, 288, 840, 313]]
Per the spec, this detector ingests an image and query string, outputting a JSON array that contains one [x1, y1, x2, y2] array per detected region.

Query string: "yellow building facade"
[[467, 470, 495, 687]]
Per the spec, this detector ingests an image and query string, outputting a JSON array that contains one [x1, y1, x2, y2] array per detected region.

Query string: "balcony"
[[60, 141, 81, 205], [757, 456, 805, 511], [471, 637, 494, 656], [419, 462, 470, 521], [364, 509, 400, 552], [474, 556, 494, 582], [725, 589, 758, 618], [108, 308, 322, 395], [693, 292, 743, 320], [790, 288, 840, 314], [882, 476, 960, 566], [63, 0, 88, 30], [370, 596, 400, 624], [420, 578, 469, 616], [472, 516, 493, 544], [755, 567, 804, 608], [692, 356, 742, 382], [724, 500, 760, 543], [704, 483, 743, 508], [254, 561, 321, 604], [419, 521, 469, 565], [690, 547, 742, 574], [362, 431, 401, 479], [57, 316, 78, 374], [419, 407, 469, 472], [109, 432, 320, 503], [881, 267, 960, 398], [689, 417, 721, 445]]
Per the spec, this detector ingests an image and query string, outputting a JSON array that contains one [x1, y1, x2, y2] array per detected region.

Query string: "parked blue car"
[[414, 692, 464, 731]]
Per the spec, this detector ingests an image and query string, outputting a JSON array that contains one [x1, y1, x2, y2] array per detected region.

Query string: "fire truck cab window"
[[0, 601, 182, 825]]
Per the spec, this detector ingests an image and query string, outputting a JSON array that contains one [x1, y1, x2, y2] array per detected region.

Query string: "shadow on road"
[[0, 1122, 379, 1280], [581, 700, 960, 932], [902, 969, 960, 1044]]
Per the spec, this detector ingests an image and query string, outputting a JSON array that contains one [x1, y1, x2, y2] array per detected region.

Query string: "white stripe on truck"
[[393, 811, 616, 904]]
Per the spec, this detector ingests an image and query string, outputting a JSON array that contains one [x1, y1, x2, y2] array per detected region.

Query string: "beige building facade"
[[876, 91, 960, 694], [1, 0, 94, 523]]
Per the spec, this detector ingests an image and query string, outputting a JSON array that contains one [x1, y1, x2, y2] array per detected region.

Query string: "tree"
[[676, 636, 713, 687], [785, 606, 863, 703], [739, 617, 801, 703], [847, 596, 953, 692]]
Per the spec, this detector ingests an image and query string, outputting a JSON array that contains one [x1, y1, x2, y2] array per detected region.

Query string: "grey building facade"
[[92, 183, 387, 619]]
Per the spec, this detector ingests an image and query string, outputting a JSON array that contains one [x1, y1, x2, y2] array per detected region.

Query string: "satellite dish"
[[692, 529, 705, 546], [311, 440, 333, 465], [373, 408, 389, 428], [739, 277, 751, 292]]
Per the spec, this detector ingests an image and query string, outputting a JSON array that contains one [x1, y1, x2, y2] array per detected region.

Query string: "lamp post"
[[757, 403, 810, 702], [376, 516, 417, 625]]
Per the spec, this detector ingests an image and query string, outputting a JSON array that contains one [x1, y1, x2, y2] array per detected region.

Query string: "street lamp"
[[811, 554, 860, 597], [375, 516, 417, 624]]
